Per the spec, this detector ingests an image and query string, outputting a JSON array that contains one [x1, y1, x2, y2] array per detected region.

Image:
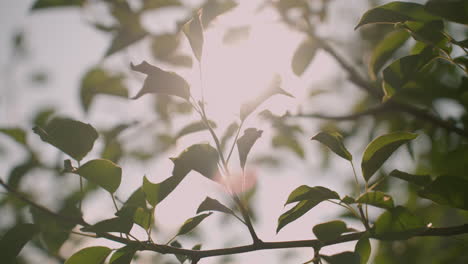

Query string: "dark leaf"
[[151, 33, 180, 59], [403, 20, 451, 52], [285, 185, 339, 205], [64, 246, 112, 264], [374, 206, 426, 240], [237, 128, 263, 169], [201, 0, 238, 27], [133, 207, 152, 230], [341, 196, 356, 204], [197, 197, 235, 216], [322, 252, 360, 264], [176, 213, 212, 236], [277, 200, 318, 233], [171, 143, 219, 179], [311, 131, 352, 161], [142, 175, 185, 207], [170, 241, 187, 264], [143, 0, 181, 10], [355, 2, 439, 29], [419, 176, 468, 210], [183, 11, 204, 61], [81, 217, 133, 234], [131, 61, 190, 100], [175, 120, 216, 140], [355, 235, 371, 264], [292, 38, 317, 76], [356, 191, 394, 209], [369, 29, 410, 79], [361, 132, 417, 182], [0, 128, 27, 146], [312, 220, 348, 242], [33, 117, 98, 161], [425, 0, 468, 24], [76, 159, 122, 194], [32, 0, 83, 9], [109, 246, 137, 264], [7, 156, 39, 189], [389, 169, 431, 186], [0, 223, 38, 263]]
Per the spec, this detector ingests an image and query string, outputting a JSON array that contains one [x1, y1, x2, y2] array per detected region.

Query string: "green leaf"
[[81, 217, 132, 234], [183, 11, 204, 61], [133, 207, 152, 230], [0, 128, 27, 146], [355, 2, 439, 29], [418, 176, 468, 210], [130, 61, 190, 100], [143, 0, 181, 10], [403, 20, 451, 52], [291, 38, 317, 76], [200, 0, 237, 27], [237, 128, 263, 169], [116, 187, 147, 218], [220, 122, 239, 151], [356, 191, 394, 209], [197, 197, 235, 216], [240, 75, 293, 120], [175, 120, 216, 140], [33, 117, 98, 161], [311, 131, 352, 161], [0, 223, 38, 263], [277, 200, 318, 233], [355, 235, 371, 264], [171, 143, 219, 179], [109, 246, 137, 264], [389, 169, 431, 186], [76, 159, 122, 194], [170, 241, 187, 264], [322, 252, 360, 264], [142, 175, 185, 207], [369, 29, 410, 79], [361, 132, 418, 182], [151, 33, 180, 59], [374, 206, 426, 240], [312, 220, 348, 242], [425, 0, 468, 24], [32, 0, 83, 9], [285, 185, 339, 205], [80, 67, 128, 112], [65, 246, 112, 264], [176, 213, 212, 237], [7, 156, 39, 189], [341, 196, 356, 204]]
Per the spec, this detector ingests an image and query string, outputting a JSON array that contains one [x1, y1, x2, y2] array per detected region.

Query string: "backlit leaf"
[[201, 0, 237, 27], [292, 38, 317, 76], [355, 2, 439, 29], [285, 185, 339, 205], [237, 128, 263, 169], [171, 143, 219, 179], [355, 235, 371, 264], [374, 206, 426, 240], [183, 11, 204, 61], [109, 246, 137, 264], [312, 220, 348, 242], [65, 246, 111, 264], [131, 61, 190, 100], [277, 200, 318, 233], [32, 0, 83, 9], [0, 127, 27, 146], [419, 176, 468, 210], [142, 175, 185, 207], [197, 197, 235, 216], [176, 213, 212, 236], [311, 131, 352, 161], [76, 159, 122, 194], [389, 169, 431, 186], [33, 117, 98, 161], [81, 217, 132, 234], [356, 191, 394, 209], [361, 132, 417, 181], [0, 223, 38, 263]]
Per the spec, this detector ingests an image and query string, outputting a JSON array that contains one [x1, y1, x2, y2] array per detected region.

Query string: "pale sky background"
[[0, 1, 418, 263]]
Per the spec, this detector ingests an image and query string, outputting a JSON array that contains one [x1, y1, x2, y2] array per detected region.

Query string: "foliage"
[[1, 0, 468, 264]]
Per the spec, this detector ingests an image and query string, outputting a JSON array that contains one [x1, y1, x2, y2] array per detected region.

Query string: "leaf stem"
[[110, 193, 119, 212], [226, 119, 244, 163]]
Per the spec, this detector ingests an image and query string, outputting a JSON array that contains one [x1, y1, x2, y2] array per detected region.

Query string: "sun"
[[189, 1, 304, 125]]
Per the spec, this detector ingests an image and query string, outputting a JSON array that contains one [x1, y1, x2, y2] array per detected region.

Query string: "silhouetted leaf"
[[170, 241, 187, 263], [223, 26, 250, 45], [425, 0, 468, 24], [389, 169, 431, 186], [313, 220, 348, 242], [76, 159, 122, 194], [285, 185, 339, 205], [109, 246, 137, 264], [374, 206, 426, 240], [341, 196, 356, 204], [220, 122, 239, 151], [292, 38, 317, 76], [240, 75, 293, 120], [142, 175, 185, 207], [322, 252, 360, 264], [133, 207, 152, 230], [80, 67, 128, 112], [355, 2, 439, 29], [311, 131, 352, 161], [0, 223, 38, 263], [201, 0, 237, 27], [131, 61, 190, 100], [151, 33, 180, 59], [33, 117, 98, 161], [277, 200, 319, 233], [65, 246, 111, 264], [183, 11, 204, 61], [81, 217, 132, 234], [32, 0, 83, 9], [237, 128, 263, 169], [0, 127, 27, 146], [175, 120, 216, 140], [419, 176, 468, 210], [369, 29, 410, 79], [197, 197, 235, 216], [356, 191, 394, 209], [355, 235, 371, 264], [176, 213, 212, 236], [361, 132, 418, 182], [171, 143, 219, 179]]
